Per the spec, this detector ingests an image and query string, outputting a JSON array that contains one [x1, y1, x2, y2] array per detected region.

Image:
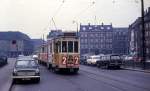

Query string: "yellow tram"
[[46, 32, 80, 73]]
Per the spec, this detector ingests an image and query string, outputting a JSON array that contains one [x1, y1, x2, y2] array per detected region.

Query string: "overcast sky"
[[0, 0, 150, 39]]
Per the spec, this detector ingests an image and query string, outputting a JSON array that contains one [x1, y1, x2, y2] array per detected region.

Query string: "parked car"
[[124, 56, 134, 61], [33, 54, 38, 59], [80, 55, 88, 65], [96, 54, 123, 69], [0, 56, 8, 67], [87, 55, 100, 65], [12, 57, 40, 83]]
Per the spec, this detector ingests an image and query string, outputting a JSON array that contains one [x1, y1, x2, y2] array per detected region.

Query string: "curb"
[[8, 81, 13, 91], [123, 68, 150, 73]]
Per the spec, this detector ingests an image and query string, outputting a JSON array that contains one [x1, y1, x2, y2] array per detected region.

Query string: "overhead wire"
[[43, 0, 66, 33], [73, 1, 95, 22], [50, 0, 66, 30], [52, 0, 65, 19]]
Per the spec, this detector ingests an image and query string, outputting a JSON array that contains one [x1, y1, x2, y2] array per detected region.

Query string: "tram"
[[38, 32, 80, 73], [38, 44, 48, 65]]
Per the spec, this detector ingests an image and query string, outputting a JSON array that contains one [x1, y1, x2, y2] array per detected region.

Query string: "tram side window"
[[58, 41, 61, 53], [42, 47, 44, 53], [62, 41, 67, 52], [54, 43, 58, 53], [74, 41, 78, 53], [68, 41, 73, 52]]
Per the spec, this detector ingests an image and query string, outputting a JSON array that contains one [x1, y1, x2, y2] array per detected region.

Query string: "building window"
[[101, 27, 104, 30], [107, 27, 110, 30], [90, 34, 94, 37], [85, 33, 87, 37], [89, 27, 92, 30], [82, 27, 86, 31], [90, 39, 93, 42], [85, 39, 87, 43], [95, 39, 98, 43]]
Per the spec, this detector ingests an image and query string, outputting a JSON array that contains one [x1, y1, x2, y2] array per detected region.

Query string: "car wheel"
[[73, 68, 79, 74], [47, 63, 51, 70], [106, 64, 109, 69], [12, 79, 17, 84], [117, 66, 120, 69], [35, 78, 40, 83], [97, 64, 101, 68]]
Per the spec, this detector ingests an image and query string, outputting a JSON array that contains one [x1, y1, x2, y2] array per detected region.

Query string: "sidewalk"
[[123, 67, 150, 73]]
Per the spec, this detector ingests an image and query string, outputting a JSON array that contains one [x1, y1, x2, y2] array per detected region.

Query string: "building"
[[113, 28, 129, 55], [32, 39, 43, 53], [0, 31, 33, 57], [80, 23, 113, 55], [129, 7, 150, 60]]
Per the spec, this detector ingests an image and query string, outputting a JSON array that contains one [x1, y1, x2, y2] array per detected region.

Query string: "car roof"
[[17, 56, 34, 61]]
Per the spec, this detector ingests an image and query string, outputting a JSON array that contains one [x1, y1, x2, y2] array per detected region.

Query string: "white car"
[[87, 55, 100, 65]]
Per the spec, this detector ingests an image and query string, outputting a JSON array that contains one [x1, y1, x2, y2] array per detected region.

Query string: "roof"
[[0, 31, 31, 40], [80, 24, 113, 32], [113, 28, 128, 32], [17, 56, 34, 61]]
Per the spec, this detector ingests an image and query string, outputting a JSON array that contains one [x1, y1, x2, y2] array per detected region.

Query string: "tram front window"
[[74, 41, 78, 53], [62, 41, 67, 52], [68, 41, 73, 52]]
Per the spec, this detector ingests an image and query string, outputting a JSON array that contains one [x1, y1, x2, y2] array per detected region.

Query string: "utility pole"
[[141, 0, 146, 69]]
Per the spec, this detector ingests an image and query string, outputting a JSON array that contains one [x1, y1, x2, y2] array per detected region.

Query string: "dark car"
[[80, 56, 87, 65], [96, 54, 123, 69], [0, 56, 8, 67], [12, 57, 40, 83]]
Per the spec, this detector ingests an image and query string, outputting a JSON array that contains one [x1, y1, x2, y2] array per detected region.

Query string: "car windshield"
[[15, 60, 38, 68], [93, 57, 100, 59], [111, 56, 120, 60]]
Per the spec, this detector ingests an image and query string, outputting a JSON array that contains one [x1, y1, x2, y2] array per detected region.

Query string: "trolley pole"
[[141, 0, 146, 69], [73, 20, 79, 37]]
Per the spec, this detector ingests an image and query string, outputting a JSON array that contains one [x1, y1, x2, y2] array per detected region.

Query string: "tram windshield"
[[61, 41, 79, 53]]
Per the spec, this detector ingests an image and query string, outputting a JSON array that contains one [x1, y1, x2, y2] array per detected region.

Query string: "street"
[[1, 59, 150, 91]]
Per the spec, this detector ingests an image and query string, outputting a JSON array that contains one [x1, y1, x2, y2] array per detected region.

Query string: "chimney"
[[101, 22, 104, 26], [110, 22, 112, 26]]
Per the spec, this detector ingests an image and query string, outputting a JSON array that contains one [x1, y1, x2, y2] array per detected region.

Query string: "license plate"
[[18, 72, 26, 76], [26, 72, 35, 75], [18, 72, 35, 76]]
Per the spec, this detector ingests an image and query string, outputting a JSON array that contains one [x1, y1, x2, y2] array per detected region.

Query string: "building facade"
[[80, 23, 113, 55], [0, 31, 33, 57], [113, 28, 129, 55], [129, 7, 150, 61]]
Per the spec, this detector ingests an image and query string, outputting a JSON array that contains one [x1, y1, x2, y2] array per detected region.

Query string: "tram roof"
[[49, 32, 78, 39]]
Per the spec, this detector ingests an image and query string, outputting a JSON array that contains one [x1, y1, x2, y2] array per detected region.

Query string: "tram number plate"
[[67, 64, 74, 66]]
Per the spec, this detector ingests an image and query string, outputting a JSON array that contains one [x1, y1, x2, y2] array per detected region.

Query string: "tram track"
[[47, 69, 87, 91], [8, 65, 150, 91], [80, 69, 150, 91]]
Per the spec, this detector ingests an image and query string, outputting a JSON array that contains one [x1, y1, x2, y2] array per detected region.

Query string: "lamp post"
[[141, 0, 146, 69]]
